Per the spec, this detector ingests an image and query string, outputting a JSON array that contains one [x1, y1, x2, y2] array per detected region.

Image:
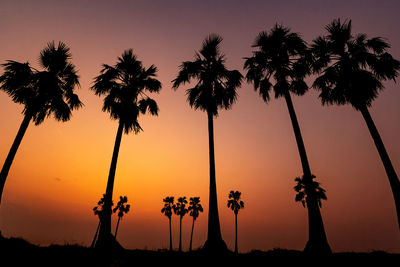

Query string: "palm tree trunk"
[[0, 113, 32, 204], [189, 218, 195, 251], [169, 217, 173, 251], [91, 221, 101, 248], [114, 217, 121, 239], [234, 213, 238, 254], [283, 91, 331, 254], [203, 110, 227, 251], [96, 121, 124, 248], [179, 216, 182, 252], [359, 105, 400, 229]]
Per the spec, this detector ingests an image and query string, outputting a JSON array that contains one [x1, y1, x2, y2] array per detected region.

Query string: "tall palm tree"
[[173, 196, 188, 252], [91, 49, 161, 248], [113, 195, 130, 239], [311, 19, 400, 229], [188, 197, 203, 251], [244, 24, 331, 254], [161, 196, 175, 251], [0, 41, 82, 204], [172, 34, 243, 251], [227, 190, 244, 254]]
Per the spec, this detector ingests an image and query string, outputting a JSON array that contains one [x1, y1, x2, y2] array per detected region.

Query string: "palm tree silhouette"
[[244, 25, 331, 254], [227, 190, 244, 254], [91, 49, 161, 248], [173, 196, 188, 252], [113, 196, 130, 239], [311, 19, 400, 229], [188, 197, 203, 251], [91, 194, 110, 248], [294, 175, 327, 208], [161, 196, 175, 251], [0, 42, 82, 205], [172, 34, 243, 252]]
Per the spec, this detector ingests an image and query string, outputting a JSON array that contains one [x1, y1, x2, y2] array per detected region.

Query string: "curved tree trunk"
[[169, 217, 173, 251], [189, 218, 195, 251], [96, 121, 124, 248], [114, 217, 121, 239], [0, 113, 32, 204], [91, 221, 101, 248], [284, 91, 331, 254], [360, 105, 400, 229], [203, 110, 227, 252], [234, 213, 238, 254]]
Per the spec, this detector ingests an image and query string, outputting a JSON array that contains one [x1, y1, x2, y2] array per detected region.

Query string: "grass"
[[1, 234, 399, 266]]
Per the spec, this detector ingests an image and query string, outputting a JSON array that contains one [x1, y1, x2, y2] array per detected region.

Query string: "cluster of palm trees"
[[0, 18, 399, 254], [161, 196, 203, 252]]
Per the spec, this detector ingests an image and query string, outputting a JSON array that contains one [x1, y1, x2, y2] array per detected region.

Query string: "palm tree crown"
[[188, 197, 203, 220], [161, 196, 175, 219], [294, 175, 327, 208], [311, 19, 400, 109], [113, 195, 130, 218], [244, 24, 311, 101], [172, 34, 242, 116], [227, 191, 244, 214], [174, 196, 188, 218], [0, 41, 82, 125], [91, 49, 161, 133]]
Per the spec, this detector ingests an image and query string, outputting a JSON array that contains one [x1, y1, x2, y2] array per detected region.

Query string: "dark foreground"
[[1, 235, 399, 267]]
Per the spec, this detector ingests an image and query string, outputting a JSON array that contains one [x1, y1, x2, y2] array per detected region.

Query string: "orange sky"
[[0, 0, 399, 252]]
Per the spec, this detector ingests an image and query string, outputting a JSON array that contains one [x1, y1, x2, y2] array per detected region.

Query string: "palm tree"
[[113, 196, 130, 239], [172, 34, 243, 251], [91, 194, 109, 248], [188, 197, 203, 251], [0, 41, 82, 204], [294, 175, 327, 208], [311, 19, 400, 229], [227, 190, 244, 254], [173, 196, 188, 252], [91, 49, 161, 248], [161, 196, 175, 251], [244, 24, 331, 254]]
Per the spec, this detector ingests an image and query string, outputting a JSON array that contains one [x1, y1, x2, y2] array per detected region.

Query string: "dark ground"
[[1, 235, 399, 267]]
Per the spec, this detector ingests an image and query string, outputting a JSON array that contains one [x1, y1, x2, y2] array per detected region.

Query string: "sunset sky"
[[0, 0, 399, 252]]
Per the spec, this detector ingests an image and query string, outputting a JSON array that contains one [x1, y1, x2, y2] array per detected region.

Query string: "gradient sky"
[[0, 0, 399, 252]]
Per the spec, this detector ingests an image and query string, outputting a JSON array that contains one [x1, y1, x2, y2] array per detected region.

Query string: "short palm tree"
[[172, 34, 242, 251], [188, 197, 203, 251], [173, 196, 188, 252], [91, 194, 109, 248], [91, 49, 161, 248], [294, 175, 327, 208], [113, 195, 130, 239], [0, 41, 82, 205], [227, 190, 244, 254], [161, 196, 175, 251], [244, 24, 331, 254], [311, 19, 400, 229]]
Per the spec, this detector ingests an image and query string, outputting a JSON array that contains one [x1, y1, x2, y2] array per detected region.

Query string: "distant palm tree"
[[294, 175, 327, 208], [173, 196, 188, 252], [161, 196, 175, 251], [188, 197, 203, 251], [227, 190, 244, 254], [91, 194, 109, 248], [244, 24, 331, 254], [0, 41, 82, 204], [172, 34, 242, 251], [91, 49, 161, 248], [311, 19, 400, 229], [113, 196, 130, 239]]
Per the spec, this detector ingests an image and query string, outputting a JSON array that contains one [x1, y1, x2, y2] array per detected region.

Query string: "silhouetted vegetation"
[[113, 196, 130, 239], [244, 25, 331, 254], [173, 197, 188, 252], [0, 41, 82, 204], [91, 194, 110, 248], [91, 49, 161, 249], [311, 18, 400, 229], [172, 34, 243, 252], [188, 197, 203, 251], [227, 191, 244, 254], [294, 175, 327, 208], [161, 196, 175, 251]]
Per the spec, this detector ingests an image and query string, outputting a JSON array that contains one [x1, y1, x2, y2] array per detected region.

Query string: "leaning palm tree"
[[172, 34, 243, 251], [244, 24, 331, 254], [227, 190, 244, 254], [161, 196, 175, 251], [173, 196, 188, 252], [91, 49, 161, 248], [188, 197, 203, 251], [311, 19, 400, 229], [0, 41, 82, 204], [113, 195, 130, 239]]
